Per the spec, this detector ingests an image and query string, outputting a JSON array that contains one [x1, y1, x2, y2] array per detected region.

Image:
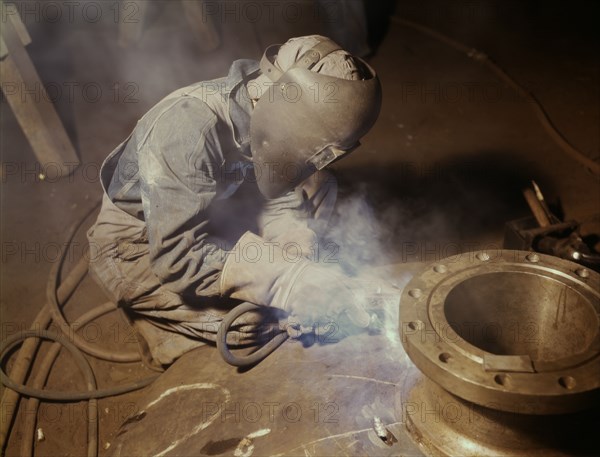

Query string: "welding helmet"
[[250, 37, 382, 199]]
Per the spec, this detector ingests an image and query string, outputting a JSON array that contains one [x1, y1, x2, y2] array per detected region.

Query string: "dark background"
[[1, 1, 599, 454]]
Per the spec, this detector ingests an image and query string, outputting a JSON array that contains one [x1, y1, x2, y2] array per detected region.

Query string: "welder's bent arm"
[[220, 231, 371, 329], [137, 100, 228, 298], [259, 189, 312, 236]]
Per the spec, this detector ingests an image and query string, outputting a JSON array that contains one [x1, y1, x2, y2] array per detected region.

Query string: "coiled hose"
[[0, 202, 158, 457], [216, 302, 289, 367], [18, 301, 143, 457]]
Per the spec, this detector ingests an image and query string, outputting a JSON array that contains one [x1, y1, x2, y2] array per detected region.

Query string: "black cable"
[[216, 302, 289, 367], [19, 301, 149, 456], [1, 204, 101, 453], [1, 330, 98, 457], [0, 331, 159, 401], [44, 202, 141, 363], [1, 200, 153, 457]]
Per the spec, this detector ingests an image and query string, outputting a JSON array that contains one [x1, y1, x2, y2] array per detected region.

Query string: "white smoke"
[[323, 186, 412, 350]]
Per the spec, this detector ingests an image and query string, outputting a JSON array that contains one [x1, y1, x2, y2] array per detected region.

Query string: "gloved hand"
[[280, 260, 371, 329], [220, 232, 370, 331], [269, 227, 318, 260]]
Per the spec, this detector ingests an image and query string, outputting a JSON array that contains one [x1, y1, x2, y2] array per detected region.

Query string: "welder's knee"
[[87, 229, 160, 306]]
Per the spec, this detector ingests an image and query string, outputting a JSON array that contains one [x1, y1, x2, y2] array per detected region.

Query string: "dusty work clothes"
[[87, 60, 337, 365]]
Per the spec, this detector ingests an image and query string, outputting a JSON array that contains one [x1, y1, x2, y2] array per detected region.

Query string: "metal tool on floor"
[[504, 180, 600, 270]]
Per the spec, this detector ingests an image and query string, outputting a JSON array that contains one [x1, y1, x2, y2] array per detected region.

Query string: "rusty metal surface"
[[400, 250, 600, 415], [404, 376, 600, 457], [109, 254, 600, 456], [109, 266, 427, 457], [399, 250, 599, 457], [110, 331, 426, 456], [111, 335, 425, 457]]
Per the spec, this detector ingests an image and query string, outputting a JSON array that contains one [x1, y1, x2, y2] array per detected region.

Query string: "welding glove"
[[258, 189, 318, 260], [220, 231, 371, 330], [269, 228, 318, 260]]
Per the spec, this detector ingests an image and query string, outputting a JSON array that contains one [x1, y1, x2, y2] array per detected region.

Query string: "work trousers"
[[87, 172, 337, 366]]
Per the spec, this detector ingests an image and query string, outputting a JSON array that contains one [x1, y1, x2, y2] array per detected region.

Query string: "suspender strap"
[[290, 40, 342, 71], [259, 44, 283, 82], [259, 40, 343, 82]]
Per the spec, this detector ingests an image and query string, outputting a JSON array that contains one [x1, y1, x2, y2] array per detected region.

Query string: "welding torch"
[[216, 285, 390, 367]]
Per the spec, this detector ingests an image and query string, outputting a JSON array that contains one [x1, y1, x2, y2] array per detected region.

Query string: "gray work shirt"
[[97, 59, 304, 299]]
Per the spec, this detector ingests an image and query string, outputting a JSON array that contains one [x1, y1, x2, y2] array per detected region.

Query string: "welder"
[[87, 35, 382, 366]]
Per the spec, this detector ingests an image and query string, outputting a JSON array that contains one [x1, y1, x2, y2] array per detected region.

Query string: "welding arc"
[[392, 16, 600, 177]]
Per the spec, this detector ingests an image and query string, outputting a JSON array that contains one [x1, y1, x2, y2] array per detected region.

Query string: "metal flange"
[[399, 249, 600, 414]]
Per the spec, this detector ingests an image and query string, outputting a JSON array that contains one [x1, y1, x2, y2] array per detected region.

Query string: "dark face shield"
[[250, 43, 382, 199], [307, 143, 360, 171]]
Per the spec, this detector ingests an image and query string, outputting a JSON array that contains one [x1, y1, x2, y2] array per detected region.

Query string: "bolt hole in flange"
[[434, 264, 448, 273], [401, 250, 600, 419], [408, 321, 421, 331], [476, 252, 490, 261], [408, 289, 422, 298], [438, 353, 451, 363], [576, 268, 590, 279], [558, 376, 577, 390], [494, 374, 511, 387], [444, 272, 598, 362]]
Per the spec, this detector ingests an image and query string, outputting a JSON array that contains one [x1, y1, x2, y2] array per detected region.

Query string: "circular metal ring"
[[399, 249, 600, 414]]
